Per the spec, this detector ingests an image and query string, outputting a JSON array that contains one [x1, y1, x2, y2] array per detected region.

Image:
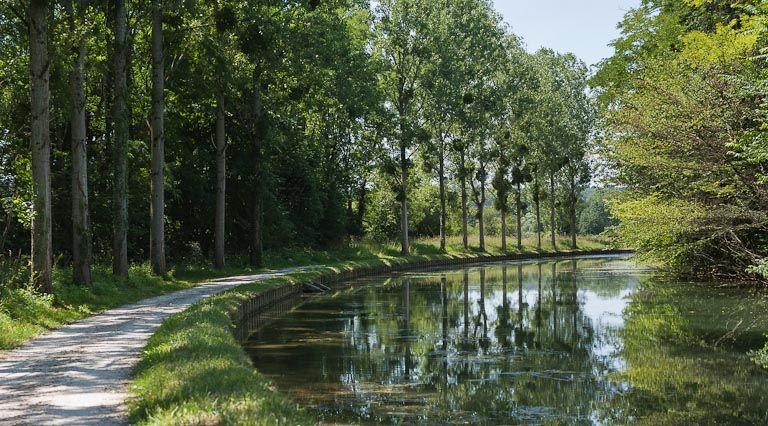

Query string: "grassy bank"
[[128, 236, 611, 425], [0, 235, 608, 351]]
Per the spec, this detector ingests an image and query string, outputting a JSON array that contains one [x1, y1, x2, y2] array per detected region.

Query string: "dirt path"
[[0, 267, 317, 425]]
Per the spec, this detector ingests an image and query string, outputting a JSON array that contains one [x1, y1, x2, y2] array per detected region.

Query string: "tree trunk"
[[460, 150, 468, 249], [570, 177, 577, 249], [251, 188, 263, 267], [478, 182, 485, 251], [549, 173, 557, 251], [356, 180, 367, 234], [399, 139, 410, 255], [500, 207, 507, 251], [249, 71, 264, 268], [534, 175, 541, 251], [214, 94, 226, 269], [438, 146, 446, 252], [67, 0, 92, 285], [516, 182, 522, 251], [149, 0, 165, 276], [29, 0, 52, 293], [112, 0, 129, 277]]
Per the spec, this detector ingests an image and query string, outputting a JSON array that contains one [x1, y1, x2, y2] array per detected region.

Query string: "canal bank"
[[129, 249, 630, 425]]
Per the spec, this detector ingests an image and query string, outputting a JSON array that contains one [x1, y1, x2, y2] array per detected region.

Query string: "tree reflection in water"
[[244, 256, 768, 424]]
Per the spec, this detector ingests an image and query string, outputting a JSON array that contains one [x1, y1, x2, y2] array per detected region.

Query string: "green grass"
[[0, 234, 610, 351], [128, 274, 314, 425], [128, 235, 613, 425]]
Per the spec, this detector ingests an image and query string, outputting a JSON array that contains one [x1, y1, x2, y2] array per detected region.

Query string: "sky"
[[494, 0, 642, 67]]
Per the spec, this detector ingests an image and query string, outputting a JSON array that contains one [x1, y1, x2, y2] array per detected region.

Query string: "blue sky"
[[494, 0, 642, 66]]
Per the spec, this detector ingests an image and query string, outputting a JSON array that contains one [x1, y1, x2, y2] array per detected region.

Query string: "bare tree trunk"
[[438, 146, 446, 252], [214, 94, 226, 269], [478, 182, 485, 251], [500, 208, 507, 251], [460, 150, 468, 249], [149, 0, 166, 276], [66, 0, 92, 285], [549, 173, 557, 251], [534, 175, 541, 251], [570, 177, 577, 249], [29, 0, 52, 293], [399, 139, 410, 255], [516, 182, 522, 251], [112, 0, 129, 277], [249, 71, 264, 268]]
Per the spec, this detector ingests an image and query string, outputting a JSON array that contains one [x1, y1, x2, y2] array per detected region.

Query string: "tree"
[[532, 49, 591, 251], [149, 0, 166, 275], [214, 93, 227, 268], [420, 0, 457, 252], [373, 0, 431, 255], [64, 0, 93, 285], [111, 0, 130, 277], [459, 1, 505, 251], [590, 1, 768, 278], [29, 0, 52, 292], [510, 144, 533, 251], [491, 139, 511, 251]]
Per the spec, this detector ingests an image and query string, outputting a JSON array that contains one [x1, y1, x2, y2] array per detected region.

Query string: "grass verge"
[[128, 237, 612, 425]]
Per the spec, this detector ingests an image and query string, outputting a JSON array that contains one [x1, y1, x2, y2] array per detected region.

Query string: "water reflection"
[[244, 256, 768, 424]]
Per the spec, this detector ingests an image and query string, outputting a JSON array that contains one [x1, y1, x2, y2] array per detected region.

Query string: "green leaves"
[[591, 0, 768, 280]]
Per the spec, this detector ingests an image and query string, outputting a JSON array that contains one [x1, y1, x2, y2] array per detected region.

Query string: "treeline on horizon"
[[591, 0, 768, 282], [0, 0, 601, 293]]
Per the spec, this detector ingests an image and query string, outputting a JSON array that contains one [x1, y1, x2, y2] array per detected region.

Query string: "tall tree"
[[111, 0, 129, 277], [149, 0, 166, 275], [468, 137, 490, 251], [510, 145, 533, 251], [492, 138, 511, 251], [373, 0, 430, 255], [249, 68, 265, 267], [214, 93, 226, 268], [29, 0, 52, 292], [452, 137, 470, 249], [64, 0, 92, 285], [211, 4, 234, 269]]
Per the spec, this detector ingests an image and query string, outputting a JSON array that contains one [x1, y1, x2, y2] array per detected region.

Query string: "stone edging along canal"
[[231, 249, 633, 342]]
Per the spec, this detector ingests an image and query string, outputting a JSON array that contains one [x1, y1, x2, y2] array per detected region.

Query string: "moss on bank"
[[128, 240, 613, 425]]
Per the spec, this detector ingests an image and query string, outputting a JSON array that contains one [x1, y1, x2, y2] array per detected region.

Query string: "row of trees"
[[591, 0, 768, 280], [368, 0, 594, 256], [0, 0, 595, 293]]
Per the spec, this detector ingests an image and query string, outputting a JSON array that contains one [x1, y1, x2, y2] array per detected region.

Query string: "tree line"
[[0, 0, 595, 293]]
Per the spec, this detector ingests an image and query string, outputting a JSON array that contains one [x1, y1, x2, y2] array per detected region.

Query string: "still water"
[[244, 256, 768, 424]]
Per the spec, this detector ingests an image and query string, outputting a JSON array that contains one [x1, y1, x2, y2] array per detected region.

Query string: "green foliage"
[[591, 0, 768, 280], [578, 189, 619, 235]]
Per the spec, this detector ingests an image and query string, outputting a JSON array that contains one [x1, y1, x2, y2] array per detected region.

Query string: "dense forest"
[[592, 0, 768, 281], [0, 0, 598, 292]]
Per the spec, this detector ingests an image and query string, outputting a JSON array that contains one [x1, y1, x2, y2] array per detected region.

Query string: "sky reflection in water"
[[245, 256, 768, 424]]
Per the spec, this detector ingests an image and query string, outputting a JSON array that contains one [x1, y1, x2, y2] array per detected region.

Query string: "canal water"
[[243, 256, 768, 424]]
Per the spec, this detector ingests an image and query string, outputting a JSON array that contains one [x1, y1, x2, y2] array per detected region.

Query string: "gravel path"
[[0, 267, 317, 425]]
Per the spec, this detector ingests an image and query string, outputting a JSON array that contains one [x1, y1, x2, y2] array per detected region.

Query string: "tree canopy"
[[1, 0, 596, 291]]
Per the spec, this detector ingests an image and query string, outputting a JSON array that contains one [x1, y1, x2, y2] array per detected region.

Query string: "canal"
[[244, 255, 768, 424]]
